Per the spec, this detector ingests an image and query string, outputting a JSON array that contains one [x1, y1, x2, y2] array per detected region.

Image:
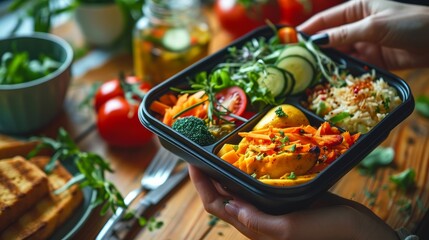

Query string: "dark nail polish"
[[310, 33, 329, 45], [224, 200, 239, 217]]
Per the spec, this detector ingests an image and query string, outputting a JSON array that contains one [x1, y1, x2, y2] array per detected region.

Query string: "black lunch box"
[[138, 26, 415, 214]]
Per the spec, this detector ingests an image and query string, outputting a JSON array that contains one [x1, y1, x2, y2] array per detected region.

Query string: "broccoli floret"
[[172, 116, 216, 146]]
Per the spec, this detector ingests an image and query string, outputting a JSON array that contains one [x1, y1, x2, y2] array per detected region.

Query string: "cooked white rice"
[[307, 71, 402, 133]]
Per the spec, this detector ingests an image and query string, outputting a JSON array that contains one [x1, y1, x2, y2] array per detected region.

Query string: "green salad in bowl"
[[0, 32, 73, 135], [0, 50, 62, 85]]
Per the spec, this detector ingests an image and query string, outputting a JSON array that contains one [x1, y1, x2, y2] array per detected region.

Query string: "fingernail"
[[310, 33, 329, 45], [224, 200, 239, 217]]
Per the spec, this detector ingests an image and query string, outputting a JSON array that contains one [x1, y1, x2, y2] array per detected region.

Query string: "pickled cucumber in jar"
[[133, 0, 211, 85]]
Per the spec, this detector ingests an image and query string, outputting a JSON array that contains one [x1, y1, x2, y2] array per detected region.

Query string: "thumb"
[[224, 199, 289, 239]]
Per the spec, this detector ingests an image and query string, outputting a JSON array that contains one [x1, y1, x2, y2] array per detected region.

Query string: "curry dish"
[[217, 105, 360, 186]]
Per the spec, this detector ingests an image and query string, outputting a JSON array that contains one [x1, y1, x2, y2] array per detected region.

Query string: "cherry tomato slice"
[[215, 86, 247, 121]]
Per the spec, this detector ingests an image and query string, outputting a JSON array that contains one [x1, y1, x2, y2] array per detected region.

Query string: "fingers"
[[188, 165, 240, 222], [224, 199, 289, 240], [298, 0, 378, 47], [298, 0, 366, 34], [225, 197, 397, 240], [188, 165, 222, 205], [224, 198, 362, 239], [188, 165, 262, 238], [189, 166, 396, 239]]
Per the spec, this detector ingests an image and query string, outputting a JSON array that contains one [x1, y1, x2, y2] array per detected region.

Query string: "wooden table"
[[9, 8, 429, 240]]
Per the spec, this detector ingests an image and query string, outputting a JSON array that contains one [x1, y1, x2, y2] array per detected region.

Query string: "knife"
[[110, 165, 189, 238]]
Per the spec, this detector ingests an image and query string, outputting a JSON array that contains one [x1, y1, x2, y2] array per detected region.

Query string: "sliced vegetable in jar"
[[162, 28, 191, 52]]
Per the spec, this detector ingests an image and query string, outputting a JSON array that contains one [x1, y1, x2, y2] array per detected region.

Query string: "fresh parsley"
[[27, 128, 162, 230], [390, 168, 416, 191], [275, 106, 287, 117], [415, 95, 429, 118], [287, 172, 296, 179], [28, 128, 125, 215], [359, 146, 394, 175]]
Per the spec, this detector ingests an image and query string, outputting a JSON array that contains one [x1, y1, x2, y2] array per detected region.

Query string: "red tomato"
[[94, 76, 151, 111], [214, 0, 281, 39], [97, 96, 153, 148], [94, 79, 123, 111], [216, 86, 247, 121], [277, 0, 313, 27], [277, 26, 298, 44]]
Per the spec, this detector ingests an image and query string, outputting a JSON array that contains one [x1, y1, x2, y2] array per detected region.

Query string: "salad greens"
[[0, 50, 61, 85], [178, 36, 285, 124], [173, 26, 347, 125]]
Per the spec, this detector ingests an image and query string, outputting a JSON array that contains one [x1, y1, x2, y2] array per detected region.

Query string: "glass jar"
[[133, 0, 211, 85]]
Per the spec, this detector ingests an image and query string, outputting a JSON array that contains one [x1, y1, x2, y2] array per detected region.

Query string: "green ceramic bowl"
[[0, 33, 73, 135]]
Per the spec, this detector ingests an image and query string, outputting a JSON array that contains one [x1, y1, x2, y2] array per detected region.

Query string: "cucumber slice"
[[162, 28, 191, 52], [282, 70, 295, 96], [257, 66, 287, 97], [278, 44, 317, 69], [276, 56, 314, 95]]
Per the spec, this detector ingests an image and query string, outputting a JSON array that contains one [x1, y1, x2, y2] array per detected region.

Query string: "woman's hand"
[[297, 0, 429, 70], [189, 165, 397, 240]]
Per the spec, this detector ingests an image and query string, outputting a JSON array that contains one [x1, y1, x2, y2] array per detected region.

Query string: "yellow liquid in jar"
[[133, 24, 210, 85]]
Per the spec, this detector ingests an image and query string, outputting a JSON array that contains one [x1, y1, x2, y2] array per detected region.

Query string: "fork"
[[96, 147, 180, 240]]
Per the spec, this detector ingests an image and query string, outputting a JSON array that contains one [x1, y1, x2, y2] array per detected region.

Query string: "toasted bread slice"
[[0, 156, 83, 240], [0, 135, 39, 160], [0, 156, 50, 231]]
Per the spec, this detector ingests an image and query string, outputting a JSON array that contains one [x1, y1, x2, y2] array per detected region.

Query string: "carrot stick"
[[150, 100, 170, 115]]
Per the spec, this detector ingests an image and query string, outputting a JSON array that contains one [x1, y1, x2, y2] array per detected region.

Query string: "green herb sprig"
[[304, 39, 347, 87], [359, 146, 394, 175], [28, 128, 124, 215], [27, 128, 162, 230], [390, 168, 416, 191]]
